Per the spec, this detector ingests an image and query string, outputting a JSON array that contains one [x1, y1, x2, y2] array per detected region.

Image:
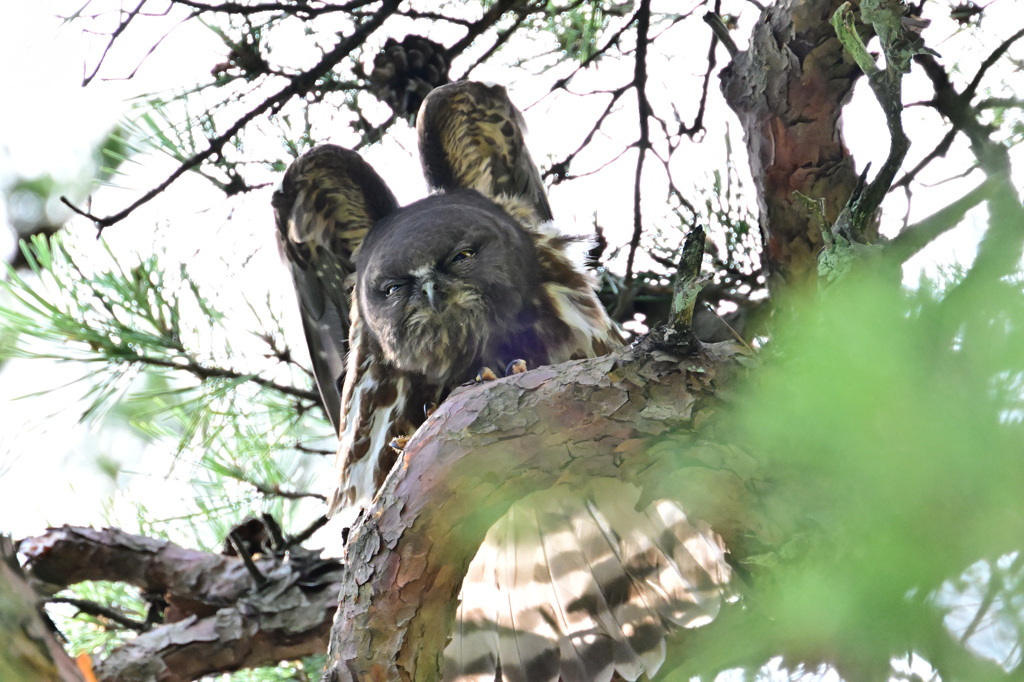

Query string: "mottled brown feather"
[[419, 81, 554, 225], [273, 145, 399, 434]]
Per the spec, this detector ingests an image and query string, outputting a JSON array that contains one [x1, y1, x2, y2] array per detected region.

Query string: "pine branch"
[[20, 526, 344, 681], [64, 0, 402, 230]]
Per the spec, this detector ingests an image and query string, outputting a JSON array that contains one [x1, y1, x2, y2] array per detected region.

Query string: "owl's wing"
[[444, 482, 731, 682], [417, 81, 553, 225], [272, 145, 400, 434]]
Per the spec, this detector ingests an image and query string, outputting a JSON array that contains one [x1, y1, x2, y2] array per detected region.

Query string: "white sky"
[[1, 0, 1022, 549]]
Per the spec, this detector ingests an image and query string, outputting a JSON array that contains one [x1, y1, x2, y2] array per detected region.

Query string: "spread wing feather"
[[533, 508, 615, 682], [571, 501, 666, 677], [445, 532, 501, 681], [444, 486, 731, 682], [418, 80, 553, 226], [272, 145, 400, 434]]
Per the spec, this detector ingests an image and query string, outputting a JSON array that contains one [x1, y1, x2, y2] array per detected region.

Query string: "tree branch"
[[131, 353, 320, 404], [20, 526, 343, 682], [0, 536, 87, 682], [623, 0, 652, 290], [720, 0, 868, 297], [447, 0, 525, 61], [885, 177, 993, 265], [913, 53, 1024, 324], [830, 1, 912, 236], [81, 0, 149, 86], [22, 526, 277, 608], [323, 338, 762, 680], [46, 597, 149, 632], [68, 0, 401, 230]]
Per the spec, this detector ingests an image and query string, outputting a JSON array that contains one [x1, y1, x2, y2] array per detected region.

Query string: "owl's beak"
[[421, 278, 441, 311]]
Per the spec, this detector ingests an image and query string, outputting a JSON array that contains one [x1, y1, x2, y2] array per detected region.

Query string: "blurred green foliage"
[[543, 0, 613, 63], [695, 269, 1024, 678], [0, 235, 329, 538], [3, 126, 132, 264]]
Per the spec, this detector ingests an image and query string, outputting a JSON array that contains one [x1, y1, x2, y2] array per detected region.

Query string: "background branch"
[[20, 526, 343, 682]]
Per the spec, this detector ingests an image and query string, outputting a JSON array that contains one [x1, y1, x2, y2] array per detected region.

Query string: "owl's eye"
[[383, 282, 403, 297], [450, 248, 475, 264]]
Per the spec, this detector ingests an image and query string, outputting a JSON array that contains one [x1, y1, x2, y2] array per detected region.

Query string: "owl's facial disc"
[[357, 191, 540, 385]]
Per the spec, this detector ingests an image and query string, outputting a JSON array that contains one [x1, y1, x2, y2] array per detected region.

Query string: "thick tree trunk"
[[720, 0, 869, 297]]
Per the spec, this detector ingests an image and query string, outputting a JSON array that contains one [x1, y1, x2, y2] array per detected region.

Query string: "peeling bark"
[[720, 0, 870, 296], [20, 527, 343, 681], [324, 338, 767, 681]]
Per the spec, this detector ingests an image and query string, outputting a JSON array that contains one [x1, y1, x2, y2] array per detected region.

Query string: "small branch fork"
[[541, 0, 723, 312], [829, 1, 913, 239], [825, 5, 1024, 284], [20, 519, 341, 681], [910, 43, 1024, 322]]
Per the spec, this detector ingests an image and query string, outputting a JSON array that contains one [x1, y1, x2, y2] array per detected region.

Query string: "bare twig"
[[885, 178, 993, 265], [623, 0, 653, 290], [703, 11, 739, 58], [249, 480, 328, 503], [679, 17, 721, 137], [168, 0, 377, 18], [65, 0, 401, 230], [227, 531, 267, 586], [549, 8, 640, 92], [963, 26, 1024, 101], [131, 353, 319, 403], [447, 0, 523, 60], [544, 86, 629, 183], [82, 0, 149, 86], [290, 515, 330, 547], [891, 127, 957, 190], [462, 10, 531, 78], [46, 597, 149, 632], [894, 26, 1024, 190]]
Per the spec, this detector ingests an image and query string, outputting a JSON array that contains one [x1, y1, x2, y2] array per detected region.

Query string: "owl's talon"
[[389, 435, 410, 453], [476, 367, 499, 382], [505, 359, 527, 376]]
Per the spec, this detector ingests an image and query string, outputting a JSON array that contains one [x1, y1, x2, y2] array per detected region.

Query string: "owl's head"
[[356, 190, 541, 385]]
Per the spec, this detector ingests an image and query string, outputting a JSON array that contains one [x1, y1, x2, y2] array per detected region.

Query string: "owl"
[[274, 81, 729, 682]]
